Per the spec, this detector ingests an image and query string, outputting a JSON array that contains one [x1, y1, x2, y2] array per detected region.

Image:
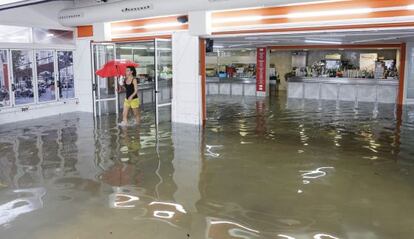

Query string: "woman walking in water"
[[119, 66, 140, 126]]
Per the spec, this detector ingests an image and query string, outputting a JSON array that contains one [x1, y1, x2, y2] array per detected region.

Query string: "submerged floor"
[[1, 94, 414, 239]]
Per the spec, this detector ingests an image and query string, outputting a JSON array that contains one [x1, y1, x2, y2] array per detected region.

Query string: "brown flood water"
[[1, 94, 414, 239]]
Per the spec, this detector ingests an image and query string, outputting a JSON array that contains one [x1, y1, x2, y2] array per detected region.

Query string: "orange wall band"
[[110, 35, 172, 42], [77, 25, 93, 38], [213, 22, 414, 36], [213, 11, 414, 28], [111, 15, 187, 28], [212, 0, 414, 19], [398, 43, 407, 105], [111, 25, 188, 35], [269, 44, 402, 50], [199, 38, 207, 124], [111, 15, 188, 35]]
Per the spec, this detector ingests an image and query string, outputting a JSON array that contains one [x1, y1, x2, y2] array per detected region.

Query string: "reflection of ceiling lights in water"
[[153, 210, 175, 219], [210, 220, 259, 233], [300, 167, 334, 179], [149, 201, 187, 213]]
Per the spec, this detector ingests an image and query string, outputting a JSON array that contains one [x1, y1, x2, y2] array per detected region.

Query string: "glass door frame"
[[154, 38, 172, 126], [34, 49, 59, 103], [91, 42, 118, 118], [0, 49, 13, 108], [9, 48, 37, 107]]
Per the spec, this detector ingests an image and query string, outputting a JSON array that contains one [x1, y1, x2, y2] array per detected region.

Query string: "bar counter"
[[206, 77, 257, 96], [287, 77, 399, 103]]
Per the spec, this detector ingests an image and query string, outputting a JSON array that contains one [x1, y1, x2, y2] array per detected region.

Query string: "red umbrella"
[[95, 59, 139, 78]]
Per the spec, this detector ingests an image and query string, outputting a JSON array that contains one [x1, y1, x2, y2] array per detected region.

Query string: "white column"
[[92, 22, 111, 41], [404, 42, 414, 104], [172, 31, 202, 125], [74, 38, 93, 112], [189, 11, 212, 36]]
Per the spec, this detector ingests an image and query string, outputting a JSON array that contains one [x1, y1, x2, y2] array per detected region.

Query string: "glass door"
[[0, 49, 12, 108], [154, 39, 172, 125], [11, 49, 35, 105], [92, 43, 118, 117]]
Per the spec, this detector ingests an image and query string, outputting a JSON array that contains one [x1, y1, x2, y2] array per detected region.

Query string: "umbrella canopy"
[[96, 59, 139, 78]]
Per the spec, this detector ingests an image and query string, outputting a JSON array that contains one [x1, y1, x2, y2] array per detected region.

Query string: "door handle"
[[92, 83, 97, 91]]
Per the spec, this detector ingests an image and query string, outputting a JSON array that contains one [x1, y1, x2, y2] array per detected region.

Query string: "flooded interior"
[[1, 92, 414, 239]]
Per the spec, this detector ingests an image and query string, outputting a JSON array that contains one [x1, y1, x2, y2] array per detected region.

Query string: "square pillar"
[[172, 31, 203, 125]]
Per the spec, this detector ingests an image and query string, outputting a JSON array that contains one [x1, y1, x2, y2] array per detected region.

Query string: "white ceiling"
[[211, 28, 414, 49]]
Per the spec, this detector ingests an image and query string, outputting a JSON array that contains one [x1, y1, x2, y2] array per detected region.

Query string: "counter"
[[206, 77, 257, 96], [287, 77, 399, 103], [119, 81, 172, 109]]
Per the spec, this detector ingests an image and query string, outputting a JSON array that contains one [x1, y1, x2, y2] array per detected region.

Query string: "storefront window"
[[57, 51, 74, 99], [36, 50, 56, 102], [0, 50, 11, 107], [12, 50, 34, 105]]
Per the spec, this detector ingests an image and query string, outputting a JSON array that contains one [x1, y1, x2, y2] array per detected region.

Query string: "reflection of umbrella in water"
[[100, 163, 142, 187], [101, 163, 143, 209]]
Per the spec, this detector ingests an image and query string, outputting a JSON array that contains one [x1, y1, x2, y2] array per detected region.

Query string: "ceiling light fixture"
[[287, 8, 372, 18], [213, 15, 264, 23], [305, 39, 342, 44], [143, 22, 184, 29]]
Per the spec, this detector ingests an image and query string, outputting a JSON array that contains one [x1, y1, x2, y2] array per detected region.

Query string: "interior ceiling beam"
[[0, 0, 65, 11]]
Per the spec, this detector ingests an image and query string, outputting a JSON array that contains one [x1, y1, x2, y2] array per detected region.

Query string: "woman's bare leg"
[[132, 108, 140, 125], [122, 105, 130, 124]]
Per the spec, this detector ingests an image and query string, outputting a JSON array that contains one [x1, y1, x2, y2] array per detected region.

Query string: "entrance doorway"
[[91, 39, 173, 126]]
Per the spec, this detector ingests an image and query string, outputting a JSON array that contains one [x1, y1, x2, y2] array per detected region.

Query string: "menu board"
[[360, 53, 378, 71], [256, 47, 266, 92]]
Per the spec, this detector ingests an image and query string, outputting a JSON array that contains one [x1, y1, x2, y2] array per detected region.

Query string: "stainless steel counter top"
[[207, 77, 256, 84], [288, 77, 398, 85]]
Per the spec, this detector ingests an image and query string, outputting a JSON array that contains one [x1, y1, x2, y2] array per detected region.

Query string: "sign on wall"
[[256, 47, 266, 92]]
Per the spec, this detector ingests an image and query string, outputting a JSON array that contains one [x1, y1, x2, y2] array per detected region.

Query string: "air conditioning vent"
[[121, 3, 153, 13], [59, 13, 84, 20]]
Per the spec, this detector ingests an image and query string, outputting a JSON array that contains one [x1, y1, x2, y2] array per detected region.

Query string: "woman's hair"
[[126, 66, 137, 77]]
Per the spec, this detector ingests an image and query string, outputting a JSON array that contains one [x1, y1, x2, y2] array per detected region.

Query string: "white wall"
[[0, 100, 79, 125], [404, 42, 414, 105], [74, 38, 94, 113], [0, 1, 73, 29], [172, 31, 202, 125], [0, 1, 95, 124]]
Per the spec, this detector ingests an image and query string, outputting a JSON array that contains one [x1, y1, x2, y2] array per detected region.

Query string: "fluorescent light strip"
[[287, 8, 373, 18], [144, 22, 184, 29], [305, 39, 342, 44], [112, 22, 186, 32], [280, 0, 350, 7], [214, 5, 414, 24], [214, 15, 264, 23]]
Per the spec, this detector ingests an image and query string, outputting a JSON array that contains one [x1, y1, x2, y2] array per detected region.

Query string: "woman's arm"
[[129, 78, 139, 100]]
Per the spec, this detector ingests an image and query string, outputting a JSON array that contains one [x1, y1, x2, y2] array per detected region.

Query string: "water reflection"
[[207, 217, 260, 239], [109, 187, 140, 209], [0, 187, 46, 227], [0, 96, 413, 238], [300, 167, 334, 180]]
